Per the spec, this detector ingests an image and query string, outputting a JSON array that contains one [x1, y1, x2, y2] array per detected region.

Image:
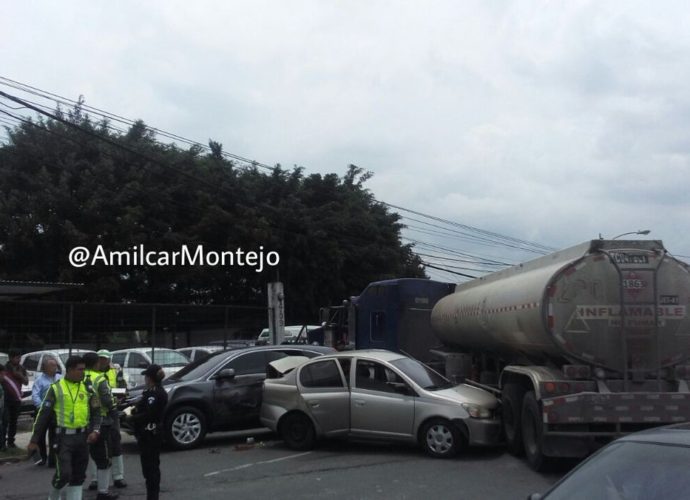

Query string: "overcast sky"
[[3, 1, 689, 280]]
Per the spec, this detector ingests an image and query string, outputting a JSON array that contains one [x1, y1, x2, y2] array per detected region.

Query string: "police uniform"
[[30, 377, 102, 500], [128, 364, 168, 500], [88, 351, 128, 490], [105, 366, 127, 487], [85, 368, 119, 500]]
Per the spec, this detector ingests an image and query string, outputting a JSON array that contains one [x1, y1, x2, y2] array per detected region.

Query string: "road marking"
[[204, 451, 313, 477], [258, 451, 312, 464]]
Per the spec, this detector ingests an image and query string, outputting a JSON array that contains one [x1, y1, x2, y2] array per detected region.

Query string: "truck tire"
[[166, 406, 207, 450], [502, 383, 525, 456], [280, 413, 316, 451], [420, 418, 463, 458], [521, 391, 547, 471]]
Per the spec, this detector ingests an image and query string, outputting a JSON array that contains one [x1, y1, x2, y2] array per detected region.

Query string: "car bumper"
[[459, 417, 503, 446], [259, 404, 285, 432]]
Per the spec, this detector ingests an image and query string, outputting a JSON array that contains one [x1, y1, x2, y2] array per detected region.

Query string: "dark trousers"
[[89, 424, 112, 469], [3, 400, 20, 446], [137, 433, 162, 500], [53, 432, 89, 489], [34, 410, 57, 464], [0, 403, 6, 448], [110, 423, 122, 457]]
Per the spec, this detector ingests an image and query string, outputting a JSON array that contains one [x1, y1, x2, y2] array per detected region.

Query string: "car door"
[[22, 353, 42, 393], [350, 359, 415, 439], [298, 358, 350, 436], [126, 352, 148, 388], [211, 351, 267, 429]]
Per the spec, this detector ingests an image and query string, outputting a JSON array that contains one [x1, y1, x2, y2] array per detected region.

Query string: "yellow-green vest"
[[53, 379, 90, 428], [104, 367, 118, 389], [85, 369, 108, 417]]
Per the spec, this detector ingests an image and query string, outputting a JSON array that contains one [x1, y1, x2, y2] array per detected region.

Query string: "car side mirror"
[[212, 368, 236, 380], [138, 362, 150, 369]]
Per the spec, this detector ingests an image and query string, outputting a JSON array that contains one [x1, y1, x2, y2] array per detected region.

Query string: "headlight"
[[461, 403, 492, 419]]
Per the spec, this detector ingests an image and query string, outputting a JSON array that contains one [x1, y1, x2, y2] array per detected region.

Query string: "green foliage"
[[0, 104, 425, 321]]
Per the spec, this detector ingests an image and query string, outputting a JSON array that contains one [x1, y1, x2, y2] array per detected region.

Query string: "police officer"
[[127, 364, 167, 500], [84, 353, 119, 500], [28, 355, 102, 500], [88, 350, 127, 491]]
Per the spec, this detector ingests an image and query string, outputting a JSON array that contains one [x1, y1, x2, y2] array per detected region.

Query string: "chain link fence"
[[0, 301, 268, 355]]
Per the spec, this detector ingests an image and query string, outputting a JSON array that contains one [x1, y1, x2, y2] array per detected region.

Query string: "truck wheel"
[[420, 418, 462, 458], [521, 391, 546, 471], [280, 413, 316, 451], [166, 406, 207, 450], [502, 383, 525, 456]]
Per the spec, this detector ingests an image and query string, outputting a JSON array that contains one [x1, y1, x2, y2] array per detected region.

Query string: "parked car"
[[257, 325, 321, 344], [528, 422, 690, 499], [121, 344, 335, 449], [176, 346, 224, 363], [20, 349, 95, 414], [21, 348, 95, 389], [112, 348, 189, 388], [261, 349, 501, 458]]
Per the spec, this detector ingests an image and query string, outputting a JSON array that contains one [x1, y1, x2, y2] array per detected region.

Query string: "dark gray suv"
[[123, 345, 334, 449]]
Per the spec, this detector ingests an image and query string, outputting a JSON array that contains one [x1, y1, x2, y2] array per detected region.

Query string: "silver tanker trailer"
[[431, 239, 690, 470]]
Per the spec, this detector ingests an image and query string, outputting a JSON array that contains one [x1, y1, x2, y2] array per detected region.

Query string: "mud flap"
[[542, 435, 591, 458]]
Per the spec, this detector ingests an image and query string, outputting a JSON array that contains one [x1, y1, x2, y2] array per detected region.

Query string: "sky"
[[2, 0, 690, 281]]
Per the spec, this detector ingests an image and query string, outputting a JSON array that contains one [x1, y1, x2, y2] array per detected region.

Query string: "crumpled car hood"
[[432, 384, 498, 408]]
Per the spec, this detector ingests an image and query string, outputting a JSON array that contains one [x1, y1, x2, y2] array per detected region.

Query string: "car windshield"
[[149, 350, 189, 367], [390, 357, 453, 390], [544, 441, 690, 500], [166, 350, 229, 382]]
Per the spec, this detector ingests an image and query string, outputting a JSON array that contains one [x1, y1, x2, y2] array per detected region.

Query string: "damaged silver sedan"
[[260, 349, 501, 458]]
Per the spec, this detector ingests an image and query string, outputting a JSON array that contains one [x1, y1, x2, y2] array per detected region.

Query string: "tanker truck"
[[319, 239, 690, 470], [431, 239, 690, 469]]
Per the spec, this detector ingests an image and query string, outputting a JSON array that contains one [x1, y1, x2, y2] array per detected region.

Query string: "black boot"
[[96, 493, 119, 500]]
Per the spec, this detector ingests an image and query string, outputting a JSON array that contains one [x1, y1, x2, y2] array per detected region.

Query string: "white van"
[[111, 347, 189, 388], [257, 325, 321, 344]]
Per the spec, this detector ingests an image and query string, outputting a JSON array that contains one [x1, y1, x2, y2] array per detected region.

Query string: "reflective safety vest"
[[53, 379, 90, 429], [85, 369, 109, 417], [104, 368, 118, 390]]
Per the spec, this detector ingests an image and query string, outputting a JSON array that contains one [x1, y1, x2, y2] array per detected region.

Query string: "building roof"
[[0, 280, 83, 301]]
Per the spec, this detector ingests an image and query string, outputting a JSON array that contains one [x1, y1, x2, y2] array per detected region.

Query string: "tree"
[[0, 103, 425, 321]]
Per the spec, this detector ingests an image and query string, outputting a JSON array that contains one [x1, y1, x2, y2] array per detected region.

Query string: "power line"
[[0, 76, 277, 171], [0, 77, 557, 257], [413, 252, 506, 267], [387, 202, 555, 254], [422, 262, 476, 279], [0, 76, 558, 276], [0, 95, 423, 265]]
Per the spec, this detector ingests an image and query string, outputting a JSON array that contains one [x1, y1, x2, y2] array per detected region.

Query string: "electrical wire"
[[0, 77, 560, 278]]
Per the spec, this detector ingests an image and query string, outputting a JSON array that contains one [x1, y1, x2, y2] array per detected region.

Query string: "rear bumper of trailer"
[[542, 391, 690, 436]]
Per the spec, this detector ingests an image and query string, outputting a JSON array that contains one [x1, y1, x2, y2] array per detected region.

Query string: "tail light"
[[563, 364, 591, 379]]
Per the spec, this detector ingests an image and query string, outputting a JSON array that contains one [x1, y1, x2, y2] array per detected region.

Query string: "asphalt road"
[[1, 425, 567, 500]]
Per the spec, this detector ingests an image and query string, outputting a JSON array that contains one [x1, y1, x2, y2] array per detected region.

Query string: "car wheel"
[[166, 406, 207, 450], [502, 383, 525, 456], [521, 391, 548, 471], [280, 413, 316, 451], [420, 418, 462, 458]]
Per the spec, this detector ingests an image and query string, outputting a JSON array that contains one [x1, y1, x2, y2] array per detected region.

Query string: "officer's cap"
[[141, 363, 165, 381], [97, 349, 112, 358]]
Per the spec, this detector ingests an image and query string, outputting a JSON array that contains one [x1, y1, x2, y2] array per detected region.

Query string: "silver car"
[[260, 349, 501, 458]]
